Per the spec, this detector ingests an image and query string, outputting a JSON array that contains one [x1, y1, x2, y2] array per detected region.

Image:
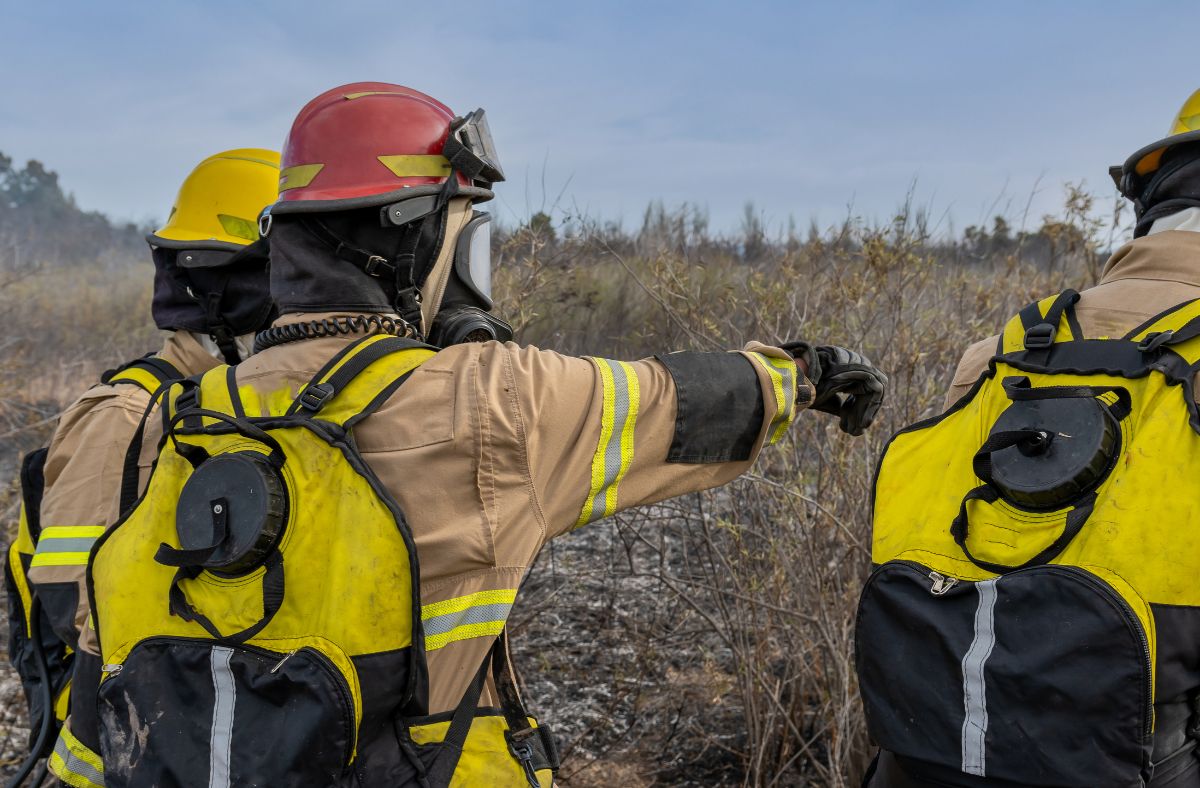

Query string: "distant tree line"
[[0, 152, 145, 271]]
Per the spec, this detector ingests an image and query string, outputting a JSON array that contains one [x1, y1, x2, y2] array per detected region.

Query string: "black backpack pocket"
[[98, 637, 355, 787], [855, 560, 1153, 788]]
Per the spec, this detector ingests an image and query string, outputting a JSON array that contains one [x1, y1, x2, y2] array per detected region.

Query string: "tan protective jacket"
[[945, 230, 1200, 408], [28, 331, 219, 647], [126, 317, 813, 712]]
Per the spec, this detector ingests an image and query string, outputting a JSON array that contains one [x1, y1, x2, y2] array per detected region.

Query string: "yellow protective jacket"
[[859, 289, 1200, 787], [87, 330, 808, 787]]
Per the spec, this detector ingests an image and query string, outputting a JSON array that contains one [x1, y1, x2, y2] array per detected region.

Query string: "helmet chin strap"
[[193, 332, 255, 363], [418, 202, 476, 330]]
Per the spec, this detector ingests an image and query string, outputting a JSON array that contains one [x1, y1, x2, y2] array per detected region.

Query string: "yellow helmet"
[[148, 149, 281, 250], [1112, 89, 1200, 199]]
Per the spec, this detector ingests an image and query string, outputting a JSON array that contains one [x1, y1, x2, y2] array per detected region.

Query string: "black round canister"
[[988, 397, 1120, 510], [176, 451, 288, 576]]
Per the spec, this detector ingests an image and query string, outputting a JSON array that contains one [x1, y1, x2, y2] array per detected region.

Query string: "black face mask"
[[151, 238, 277, 362], [269, 203, 511, 347], [1131, 142, 1200, 237]]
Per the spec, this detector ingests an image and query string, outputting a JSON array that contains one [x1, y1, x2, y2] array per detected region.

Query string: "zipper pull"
[[271, 650, 298, 674], [102, 663, 124, 678], [928, 571, 958, 596]]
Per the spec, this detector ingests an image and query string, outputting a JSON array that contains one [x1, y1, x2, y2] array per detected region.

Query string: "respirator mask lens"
[[456, 212, 493, 305]]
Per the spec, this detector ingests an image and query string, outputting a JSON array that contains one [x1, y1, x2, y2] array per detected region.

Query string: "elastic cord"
[[253, 314, 416, 353]]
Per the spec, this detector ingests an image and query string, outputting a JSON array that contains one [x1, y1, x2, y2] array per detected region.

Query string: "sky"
[[2, 1, 1198, 237]]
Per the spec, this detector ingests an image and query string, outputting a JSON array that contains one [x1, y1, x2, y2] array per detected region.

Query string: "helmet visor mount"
[[444, 109, 506, 185]]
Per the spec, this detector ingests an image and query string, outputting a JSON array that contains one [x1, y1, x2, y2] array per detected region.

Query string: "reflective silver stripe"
[[34, 537, 98, 553], [209, 646, 236, 788], [961, 579, 999, 776], [423, 601, 514, 637], [53, 734, 106, 787], [598, 359, 633, 514]]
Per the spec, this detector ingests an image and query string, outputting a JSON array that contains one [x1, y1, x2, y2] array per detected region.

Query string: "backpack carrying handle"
[[950, 486, 1096, 575], [166, 551, 286, 645]]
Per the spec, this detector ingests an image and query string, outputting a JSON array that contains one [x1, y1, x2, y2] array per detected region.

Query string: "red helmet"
[[272, 82, 503, 215]]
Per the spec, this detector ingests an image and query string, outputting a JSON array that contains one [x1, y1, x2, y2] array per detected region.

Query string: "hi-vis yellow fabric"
[[999, 294, 1079, 352], [575, 358, 641, 527], [408, 713, 553, 787], [31, 526, 106, 568], [422, 589, 517, 652], [8, 504, 37, 634], [872, 296, 1200, 706], [49, 721, 105, 788], [107, 365, 169, 396], [90, 337, 436, 752], [747, 352, 799, 444]]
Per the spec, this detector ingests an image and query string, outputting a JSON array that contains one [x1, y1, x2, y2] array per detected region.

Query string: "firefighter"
[[8, 149, 280, 787], [860, 90, 1200, 787], [84, 83, 887, 786]]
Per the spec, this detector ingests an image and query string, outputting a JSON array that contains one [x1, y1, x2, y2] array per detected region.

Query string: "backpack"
[[88, 335, 557, 787], [858, 290, 1200, 787], [4, 355, 179, 776]]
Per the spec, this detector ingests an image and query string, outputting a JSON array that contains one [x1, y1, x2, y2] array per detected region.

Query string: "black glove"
[[783, 342, 887, 436]]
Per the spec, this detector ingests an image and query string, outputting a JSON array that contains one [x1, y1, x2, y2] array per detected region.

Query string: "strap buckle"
[[508, 730, 540, 788], [298, 382, 335, 412], [1138, 330, 1175, 353], [1023, 323, 1057, 350], [363, 255, 389, 276]]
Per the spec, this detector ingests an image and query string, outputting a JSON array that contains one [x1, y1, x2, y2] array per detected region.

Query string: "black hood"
[[1134, 142, 1200, 237], [267, 216, 396, 315], [268, 210, 447, 316], [151, 238, 277, 335]]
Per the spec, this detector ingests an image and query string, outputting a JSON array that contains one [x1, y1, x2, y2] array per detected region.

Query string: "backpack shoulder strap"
[[286, 334, 438, 427], [1120, 297, 1200, 365], [998, 289, 1082, 356], [102, 354, 183, 395]]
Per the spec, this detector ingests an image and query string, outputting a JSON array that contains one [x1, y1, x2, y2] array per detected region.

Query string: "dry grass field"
[[0, 180, 1113, 785]]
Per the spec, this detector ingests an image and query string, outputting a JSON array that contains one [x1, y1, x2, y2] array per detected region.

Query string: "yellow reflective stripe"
[[377, 154, 453, 179], [424, 620, 507, 652], [575, 359, 640, 527], [217, 213, 259, 242], [421, 588, 517, 620], [49, 724, 105, 788], [39, 526, 106, 539], [8, 541, 33, 633], [31, 552, 92, 568], [344, 90, 411, 100], [750, 353, 798, 444], [278, 163, 324, 191], [32, 526, 106, 568], [421, 589, 517, 652]]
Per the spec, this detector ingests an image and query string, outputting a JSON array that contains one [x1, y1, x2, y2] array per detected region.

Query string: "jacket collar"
[[157, 331, 224, 377], [1101, 229, 1200, 287]]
